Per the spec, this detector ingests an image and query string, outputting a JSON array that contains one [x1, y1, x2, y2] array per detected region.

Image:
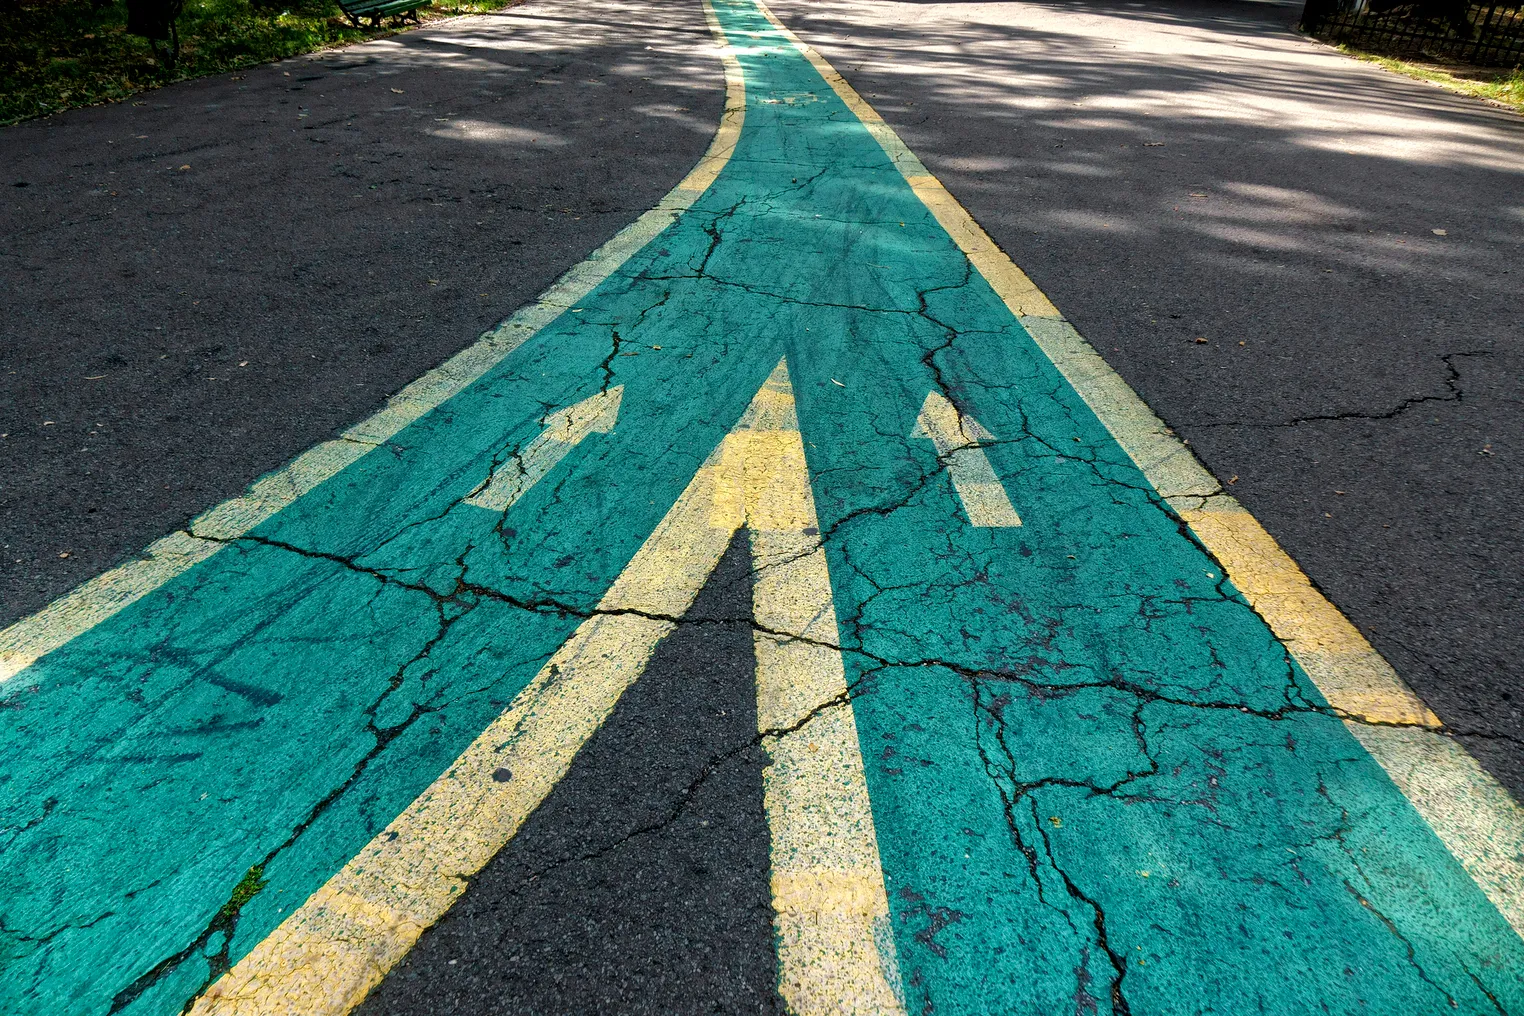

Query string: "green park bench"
[[337, 0, 431, 27]]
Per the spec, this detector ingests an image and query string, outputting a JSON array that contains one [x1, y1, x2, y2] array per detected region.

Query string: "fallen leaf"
[[1143, 141, 1166, 147], [830, 378, 846, 387], [59, 551, 71, 559], [1432, 228, 1447, 236], [391, 87, 405, 94], [1194, 336, 1208, 344], [178, 164, 190, 171]]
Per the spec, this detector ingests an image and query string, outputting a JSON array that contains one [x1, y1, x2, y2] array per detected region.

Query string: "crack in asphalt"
[[35, 82, 1489, 1008], [1343, 880, 1459, 1010], [1187, 350, 1491, 430], [189, 512, 1473, 743], [109, 557, 472, 1013]]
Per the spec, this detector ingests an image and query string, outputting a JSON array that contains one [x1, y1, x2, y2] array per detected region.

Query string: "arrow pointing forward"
[[911, 390, 1022, 527], [465, 385, 623, 512], [194, 360, 904, 1016]]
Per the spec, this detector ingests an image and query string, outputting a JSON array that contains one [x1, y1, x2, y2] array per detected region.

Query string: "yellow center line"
[[745, 363, 907, 1016], [190, 357, 904, 1015], [0, 1, 748, 687], [747, 0, 1524, 940]]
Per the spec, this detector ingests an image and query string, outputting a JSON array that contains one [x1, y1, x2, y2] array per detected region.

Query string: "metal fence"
[[1301, 0, 1524, 67]]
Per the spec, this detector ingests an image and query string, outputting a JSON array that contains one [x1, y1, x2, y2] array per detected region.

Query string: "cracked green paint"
[[2, 0, 1521, 1013]]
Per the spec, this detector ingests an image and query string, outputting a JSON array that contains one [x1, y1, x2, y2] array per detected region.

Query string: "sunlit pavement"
[[3, 0, 1523, 1013], [767, 0, 1524, 794]]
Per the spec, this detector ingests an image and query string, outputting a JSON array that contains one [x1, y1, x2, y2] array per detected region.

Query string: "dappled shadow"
[[771, 0, 1523, 310], [0, 0, 727, 628], [772, 0, 1524, 792]]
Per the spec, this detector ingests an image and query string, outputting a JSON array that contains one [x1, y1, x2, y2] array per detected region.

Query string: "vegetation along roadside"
[[2, 0, 520, 126], [1340, 45, 1524, 113]]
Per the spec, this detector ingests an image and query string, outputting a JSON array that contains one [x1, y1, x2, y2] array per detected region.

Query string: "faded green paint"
[[1, 1, 1521, 1013]]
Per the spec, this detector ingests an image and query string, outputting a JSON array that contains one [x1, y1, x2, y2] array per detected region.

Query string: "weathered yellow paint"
[[747, 0, 1523, 944], [0, 3, 747, 687], [1173, 497, 1438, 726], [187, 612, 677, 1016], [1347, 723, 1524, 939], [903, 177, 1061, 321], [189, 358, 904, 1015], [745, 361, 907, 1016]]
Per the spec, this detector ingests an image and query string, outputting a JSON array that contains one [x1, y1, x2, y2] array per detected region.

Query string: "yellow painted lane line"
[[750, 0, 1524, 940], [745, 362, 907, 1015], [188, 474, 733, 1013], [189, 614, 679, 1016], [189, 439, 743, 1015], [192, 357, 904, 1014], [0, 13, 747, 685], [188, 376, 745, 1014]]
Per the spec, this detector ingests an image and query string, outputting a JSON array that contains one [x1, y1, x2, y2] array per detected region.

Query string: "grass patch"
[[216, 863, 269, 923], [1338, 44, 1524, 114], [1, 0, 517, 126]]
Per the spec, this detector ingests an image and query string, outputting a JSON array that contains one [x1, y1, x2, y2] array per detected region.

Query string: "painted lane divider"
[[0, 2, 747, 686], [0, 3, 750, 1009], [464, 386, 623, 512], [5, 0, 1524, 1009], [743, 362, 906, 1016], [189, 360, 903, 1016], [750, 0, 1524, 957], [910, 391, 1021, 527]]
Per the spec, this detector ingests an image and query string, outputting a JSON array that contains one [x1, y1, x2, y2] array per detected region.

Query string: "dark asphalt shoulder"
[[770, 0, 1524, 797], [0, 0, 723, 629], [356, 532, 782, 1016]]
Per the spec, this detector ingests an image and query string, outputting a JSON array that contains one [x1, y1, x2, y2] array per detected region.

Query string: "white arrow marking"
[[192, 360, 905, 1016], [464, 386, 623, 512], [911, 390, 1022, 527]]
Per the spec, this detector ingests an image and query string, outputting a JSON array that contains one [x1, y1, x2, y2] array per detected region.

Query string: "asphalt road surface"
[[3, 0, 1523, 1013], [768, 0, 1524, 795], [1, 0, 724, 626], [356, 533, 783, 1016]]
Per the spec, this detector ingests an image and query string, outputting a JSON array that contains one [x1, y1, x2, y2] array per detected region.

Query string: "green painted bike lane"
[[2, 0, 1521, 1012]]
